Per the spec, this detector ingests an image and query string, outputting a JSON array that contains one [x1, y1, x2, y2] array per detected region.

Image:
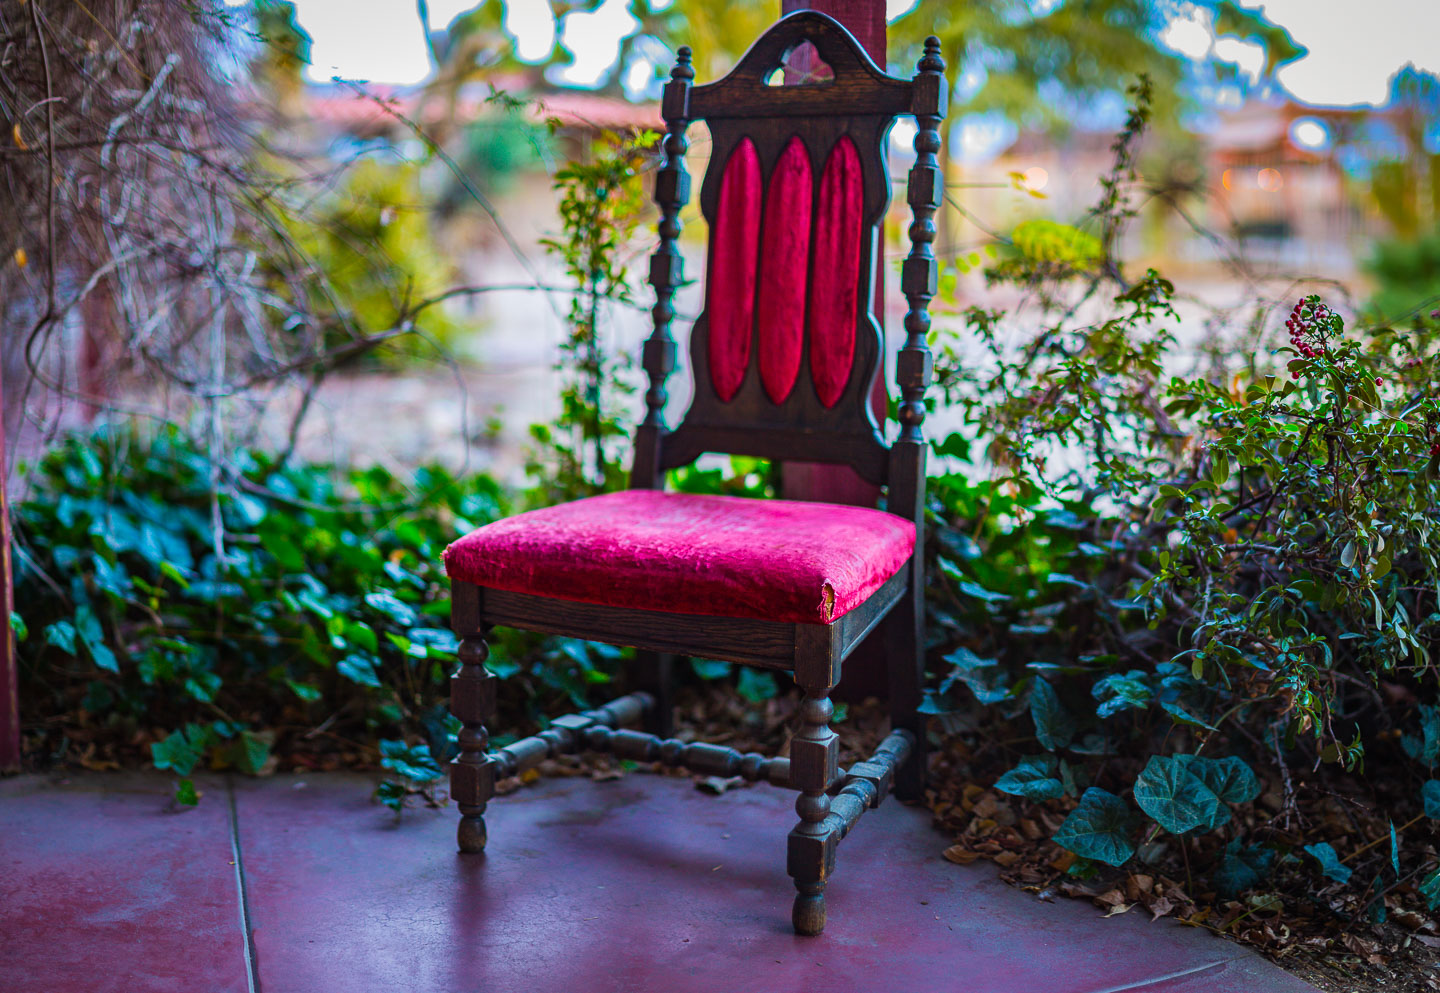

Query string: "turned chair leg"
[[632, 650, 676, 738], [887, 571, 927, 802], [788, 653, 839, 936], [451, 633, 496, 853]]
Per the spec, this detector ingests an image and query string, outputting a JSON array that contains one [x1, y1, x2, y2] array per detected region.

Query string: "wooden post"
[[780, 0, 893, 698], [1, 369, 19, 771]]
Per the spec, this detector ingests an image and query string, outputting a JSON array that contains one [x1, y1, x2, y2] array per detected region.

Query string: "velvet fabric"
[[808, 136, 863, 408], [706, 139, 762, 402], [442, 490, 914, 625], [755, 137, 813, 404]]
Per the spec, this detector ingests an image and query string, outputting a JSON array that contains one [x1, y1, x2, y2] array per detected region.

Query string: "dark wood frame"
[[448, 11, 946, 937]]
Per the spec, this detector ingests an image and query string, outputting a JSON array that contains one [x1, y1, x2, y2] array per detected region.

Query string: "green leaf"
[[1390, 821, 1401, 876], [942, 646, 1011, 704], [1052, 788, 1138, 867], [1421, 869, 1440, 912], [174, 777, 200, 807], [258, 521, 306, 572], [10, 611, 28, 642], [1093, 671, 1152, 718], [1402, 705, 1440, 766], [737, 667, 778, 702], [378, 739, 444, 783], [1304, 842, 1353, 884], [152, 729, 204, 776], [957, 580, 1010, 604], [1422, 780, 1440, 819], [346, 621, 379, 654], [337, 653, 381, 689], [44, 620, 78, 655], [285, 679, 322, 703], [232, 731, 272, 775], [1160, 701, 1218, 731], [74, 605, 119, 673], [1133, 755, 1226, 834], [995, 755, 1065, 800], [1180, 755, 1261, 805], [690, 658, 732, 680], [365, 590, 418, 627], [1030, 678, 1076, 750], [1212, 838, 1275, 897], [374, 780, 406, 812]]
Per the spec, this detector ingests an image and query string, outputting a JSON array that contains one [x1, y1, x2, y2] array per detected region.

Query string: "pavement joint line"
[[1079, 957, 1238, 993], [227, 777, 262, 993]]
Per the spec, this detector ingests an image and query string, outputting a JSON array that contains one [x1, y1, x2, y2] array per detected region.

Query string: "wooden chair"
[[442, 11, 946, 936]]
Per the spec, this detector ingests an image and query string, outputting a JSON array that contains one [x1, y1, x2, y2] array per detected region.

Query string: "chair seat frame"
[[448, 11, 946, 937]]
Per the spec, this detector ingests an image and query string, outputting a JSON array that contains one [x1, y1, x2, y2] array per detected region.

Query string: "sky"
[[279, 0, 1440, 109]]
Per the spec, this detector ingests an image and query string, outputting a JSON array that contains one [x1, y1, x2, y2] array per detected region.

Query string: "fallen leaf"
[[943, 845, 980, 865]]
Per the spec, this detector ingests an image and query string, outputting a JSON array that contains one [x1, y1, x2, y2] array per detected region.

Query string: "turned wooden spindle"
[[632, 46, 693, 490]]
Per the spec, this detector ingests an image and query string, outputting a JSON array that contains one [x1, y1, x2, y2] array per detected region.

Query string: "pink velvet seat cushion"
[[442, 490, 915, 625]]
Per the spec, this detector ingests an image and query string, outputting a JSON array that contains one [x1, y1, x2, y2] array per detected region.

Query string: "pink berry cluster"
[[1285, 297, 1334, 359]]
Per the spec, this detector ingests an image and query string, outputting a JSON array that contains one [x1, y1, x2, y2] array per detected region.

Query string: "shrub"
[[10, 424, 622, 802], [923, 277, 1440, 896]]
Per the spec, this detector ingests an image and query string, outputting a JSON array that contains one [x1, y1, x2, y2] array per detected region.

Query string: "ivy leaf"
[[174, 777, 200, 807], [1180, 755, 1262, 805], [1402, 705, 1440, 767], [736, 668, 778, 702], [690, 659, 731, 680], [1304, 842, 1353, 885], [257, 520, 306, 572], [1133, 755, 1225, 834], [1423, 780, 1440, 819], [364, 590, 418, 627], [941, 646, 1011, 705], [378, 739, 444, 783], [231, 731, 272, 776], [1030, 678, 1076, 750], [374, 780, 407, 813], [44, 619, 78, 655], [152, 728, 203, 776], [1421, 869, 1440, 912], [956, 579, 1009, 604], [1212, 838, 1275, 897], [286, 679, 323, 703], [1053, 788, 1138, 867], [337, 652, 381, 689], [74, 605, 118, 673], [1092, 671, 1152, 718], [995, 755, 1064, 800]]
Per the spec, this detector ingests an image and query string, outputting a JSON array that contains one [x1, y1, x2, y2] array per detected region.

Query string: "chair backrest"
[[632, 12, 946, 513]]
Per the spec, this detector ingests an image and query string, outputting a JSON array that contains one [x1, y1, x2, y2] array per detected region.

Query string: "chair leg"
[[451, 633, 496, 853], [886, 573, 927, 803], [788, 657, 839, 936], [632, 650, 676, 738]]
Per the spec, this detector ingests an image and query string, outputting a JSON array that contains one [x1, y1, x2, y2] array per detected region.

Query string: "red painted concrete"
[[0, 774, 249, 993], [232, 773, 1320, 993]]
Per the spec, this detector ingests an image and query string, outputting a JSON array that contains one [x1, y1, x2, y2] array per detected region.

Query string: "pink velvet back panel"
[[807, 135, 864, 408], [754, 137, 813, 404], [706, 139, 762, 402]]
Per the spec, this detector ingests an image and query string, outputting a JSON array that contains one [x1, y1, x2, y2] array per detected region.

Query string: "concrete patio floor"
[[1, 771, 1321, 993]]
